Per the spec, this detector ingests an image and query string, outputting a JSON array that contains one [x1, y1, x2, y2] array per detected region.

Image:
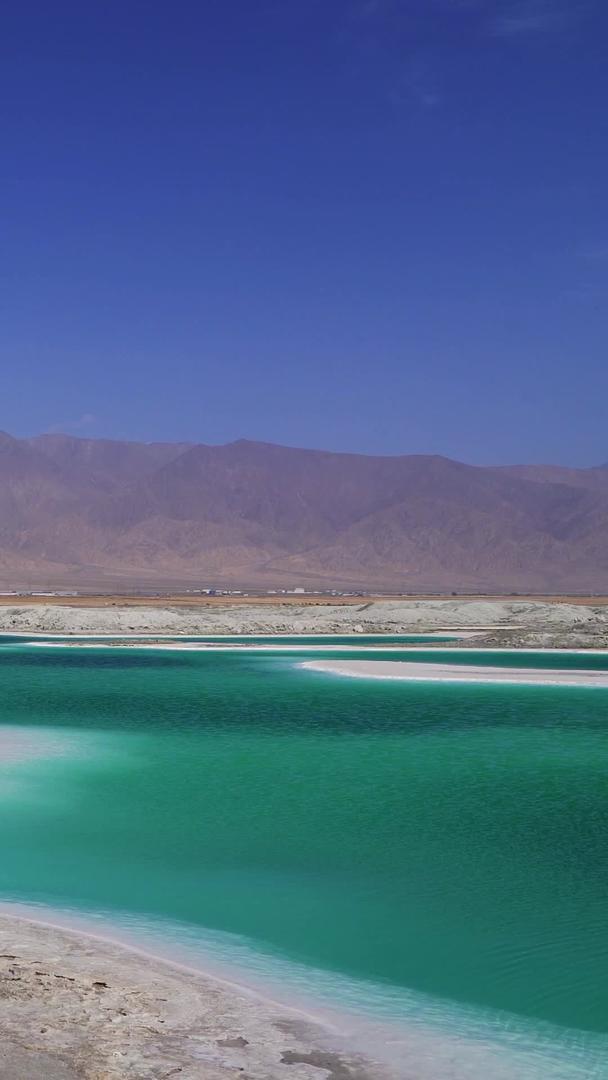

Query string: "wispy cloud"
[[343, 0, 590, 113], [491, 0, 581, 37], [350, 0, 589, 37], [391, 58, 442, 108], [45, 413, 97, 436], [350, 0, 386, 17], [577, 245, 608, 262]]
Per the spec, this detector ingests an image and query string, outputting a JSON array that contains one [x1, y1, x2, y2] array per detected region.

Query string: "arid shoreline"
[[0, 912, 392, 1080]]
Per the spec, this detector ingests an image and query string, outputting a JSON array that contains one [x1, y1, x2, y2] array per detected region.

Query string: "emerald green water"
[[0, 641, 607, 1076]]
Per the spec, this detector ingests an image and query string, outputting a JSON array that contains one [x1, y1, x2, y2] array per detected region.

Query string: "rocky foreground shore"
[[0, 915, 392, 1080]]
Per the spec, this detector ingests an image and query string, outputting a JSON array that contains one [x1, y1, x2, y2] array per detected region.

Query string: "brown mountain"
[[0, 433, 606, 592]]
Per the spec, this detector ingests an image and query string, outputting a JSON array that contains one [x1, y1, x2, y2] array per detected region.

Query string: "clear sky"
[[2, 1, 607, 464]]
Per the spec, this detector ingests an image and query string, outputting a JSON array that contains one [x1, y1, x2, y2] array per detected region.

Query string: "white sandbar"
[[301, 659, 608, 687]]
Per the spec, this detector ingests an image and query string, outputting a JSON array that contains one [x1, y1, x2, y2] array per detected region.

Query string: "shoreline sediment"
[[0, 910, 393, 1080]]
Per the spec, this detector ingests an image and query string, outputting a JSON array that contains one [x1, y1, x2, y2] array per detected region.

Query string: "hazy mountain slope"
[[496, 463, 608, 493], [0, 434, 606, 590], [29, 435, 192, 493]]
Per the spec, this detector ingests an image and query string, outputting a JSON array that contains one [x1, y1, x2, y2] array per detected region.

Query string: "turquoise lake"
[[0, 637, 607, 1077]]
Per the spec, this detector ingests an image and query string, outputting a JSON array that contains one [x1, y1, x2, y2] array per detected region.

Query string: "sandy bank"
[[0, 599, 605, 645], [0, 913, 393, 1080], [301, 660, 608, 688]]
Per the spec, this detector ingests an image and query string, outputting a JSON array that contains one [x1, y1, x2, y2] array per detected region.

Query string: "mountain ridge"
[[0, 433, 606, 592]]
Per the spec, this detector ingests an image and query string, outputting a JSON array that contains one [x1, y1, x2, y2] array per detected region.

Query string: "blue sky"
[[2, 1, 607, 464]]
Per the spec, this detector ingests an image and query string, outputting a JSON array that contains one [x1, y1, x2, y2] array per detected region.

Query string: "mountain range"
[[0, 431, 606, 593]]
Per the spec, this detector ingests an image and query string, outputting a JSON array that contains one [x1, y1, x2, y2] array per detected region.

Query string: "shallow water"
[[0, 642, 607, 1076], [12, 633, 608, 669], [0, 631, 457, 647]]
